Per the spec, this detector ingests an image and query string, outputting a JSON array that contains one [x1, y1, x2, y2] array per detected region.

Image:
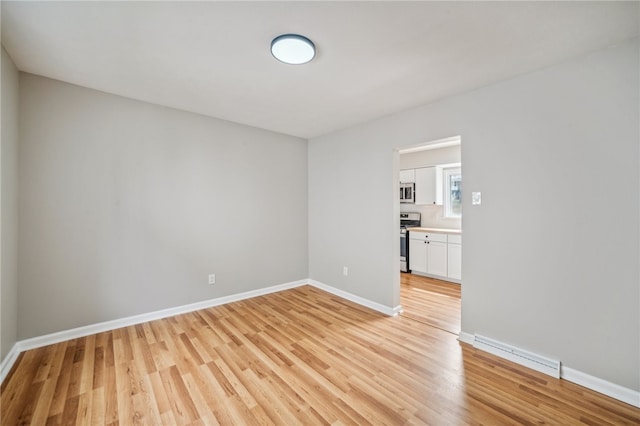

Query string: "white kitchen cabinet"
[[409, 238, 427, 273], [409, 231, 447, 276], [428, 240, 448, 277], [399, 169, 415, 183], [447, 234, 462, 280], [415, 166, 443, 205], [410, 230, 462, 282]]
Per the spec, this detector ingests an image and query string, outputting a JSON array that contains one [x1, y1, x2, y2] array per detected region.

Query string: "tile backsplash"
[[400, 203, 461, 230]]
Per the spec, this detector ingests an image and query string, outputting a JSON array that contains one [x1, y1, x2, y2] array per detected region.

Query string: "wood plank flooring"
[[2, 284, 639, 425], [400, 273, 461, 334]]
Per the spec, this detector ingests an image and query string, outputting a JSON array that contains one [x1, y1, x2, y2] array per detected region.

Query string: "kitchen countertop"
[[408, 227, 462, 235]]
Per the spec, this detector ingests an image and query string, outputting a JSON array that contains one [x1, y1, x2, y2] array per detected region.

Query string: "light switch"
[[472, 192, 482, 205]]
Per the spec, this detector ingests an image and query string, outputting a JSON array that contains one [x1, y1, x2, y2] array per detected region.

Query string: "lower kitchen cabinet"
[[409, 230, 461, 282], [409, 231, 448, 276], [447, 238, 462, 280], [409, 238, 427, 273], [427, 240, 448, 277]]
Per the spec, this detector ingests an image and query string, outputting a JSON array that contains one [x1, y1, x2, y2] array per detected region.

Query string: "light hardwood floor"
[[400, 273, 460, 334], [2, 283, 639, 425]]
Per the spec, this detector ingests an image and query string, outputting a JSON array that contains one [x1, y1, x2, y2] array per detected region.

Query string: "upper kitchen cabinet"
[[399, 169, 415, 183], [415, 166, 443, 205]]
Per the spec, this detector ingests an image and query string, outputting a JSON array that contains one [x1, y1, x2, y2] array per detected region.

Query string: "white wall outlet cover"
[[208, 274, 216, 284], [343, 267, 348, 276], [472, 192, 482, 205]]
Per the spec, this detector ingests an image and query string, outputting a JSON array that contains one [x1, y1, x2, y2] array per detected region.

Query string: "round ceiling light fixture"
[[270, 34, 316, 65]]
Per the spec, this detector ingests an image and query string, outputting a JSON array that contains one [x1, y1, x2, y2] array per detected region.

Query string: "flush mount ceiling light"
[[270, 34, 316, 65]]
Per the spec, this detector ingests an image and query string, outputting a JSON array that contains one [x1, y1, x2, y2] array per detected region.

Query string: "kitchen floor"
[[400, 273, 461, 334]]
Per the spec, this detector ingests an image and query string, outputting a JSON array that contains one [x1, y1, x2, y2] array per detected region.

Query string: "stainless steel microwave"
[[400, 182, 415, 203]]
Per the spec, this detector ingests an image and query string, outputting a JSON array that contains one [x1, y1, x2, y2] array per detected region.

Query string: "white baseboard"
[[2, 278, 399, 385], [308, 280, 401, 316], [6, 280, 637, 409], [409, 271, 461, 285], [463, 332, 640, 408], [12, 279, 309, 356], [0, 343, 21, 384], [457, 331, 474, 345], [562, 366, 640, 408]]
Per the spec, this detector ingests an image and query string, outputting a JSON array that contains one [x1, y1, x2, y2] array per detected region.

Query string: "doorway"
[[397, 136, 462, 335]]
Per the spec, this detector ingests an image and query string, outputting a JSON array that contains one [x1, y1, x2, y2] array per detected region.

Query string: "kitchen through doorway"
[[398, 136, 462, 335]]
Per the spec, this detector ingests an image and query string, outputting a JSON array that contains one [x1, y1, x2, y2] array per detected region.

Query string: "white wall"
[[400, 145, 462, 229], [399, 145, 460, 170], [309, 38, 639, 391], [1, 47, 19, 360], [18, 74, 308, 339]]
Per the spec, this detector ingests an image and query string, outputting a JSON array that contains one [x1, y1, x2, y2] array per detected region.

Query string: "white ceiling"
[[2, 1, 638, 139]]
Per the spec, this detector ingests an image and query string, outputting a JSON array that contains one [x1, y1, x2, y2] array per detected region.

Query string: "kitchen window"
[[444, 167, 462, 218]]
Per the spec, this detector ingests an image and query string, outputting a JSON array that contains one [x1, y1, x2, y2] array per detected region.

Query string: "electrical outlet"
[[343, 267, 348, 277], [208, 274, 216, 285]]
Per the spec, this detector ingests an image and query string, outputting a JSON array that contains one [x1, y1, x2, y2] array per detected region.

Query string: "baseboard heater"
[[473, 334, 561, 378]]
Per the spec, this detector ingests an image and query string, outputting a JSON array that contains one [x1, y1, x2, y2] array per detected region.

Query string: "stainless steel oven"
[[400, 229, 409, 272], [400, 212, 421, 272]]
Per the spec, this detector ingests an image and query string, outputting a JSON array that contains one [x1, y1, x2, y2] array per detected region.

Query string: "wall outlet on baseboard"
[[208, 274, 216, 285], [343, 267, 348, 277]]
